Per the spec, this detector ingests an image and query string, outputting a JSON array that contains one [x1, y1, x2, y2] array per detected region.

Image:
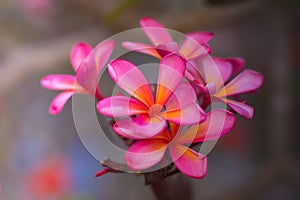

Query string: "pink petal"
[[125, 139, 167, 170], [222, 98, 254, 119], [122, 41, 161, 59], [156, 53, 186, 106], [183, 32, 214, 44], [215, 69, 264, 97], [213, 57, 233, 84], [185, 61, 205, 85], [49, 91, 74, 115], [113, 115, 166, 139], [204, 82, 217, 94], [93, 40, 115, 73], [170, 144, 207, 179], [41, 75, 76, 91], [156, 42, 179, 57], [177, 109, 236, 144], [180, 32, 214, 59], [226, 57, 246, 75], [70, 42, 93, 72], [197, 56, 227, 90], [97, 96, 148, 117], [157, 42, 178, 52], [140, 17, 172, 46], [108, 59, 154, 107], [76, 40, 114, 95], [161, 103, 206, 125], [165, 82, 197, 111], [181, 43, 211, 60]]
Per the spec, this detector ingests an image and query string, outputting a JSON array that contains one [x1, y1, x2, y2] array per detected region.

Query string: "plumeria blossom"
[[122, 17, 213, 61], [124, 109, 236, 178], [41, 16, 264, 181], [41, 40, 114, 114], [188, 56, 264, 119], [97, 53, 206, 138]]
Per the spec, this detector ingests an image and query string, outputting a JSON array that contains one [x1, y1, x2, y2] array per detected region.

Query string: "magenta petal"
[[125, 140, 167, 170], [140, 17, 172, 46], [113, 115, 166, 139], [180, 32, 214, 59], [204, 83, 217, 94], [156, 42, 179, 57], [213, 58, 233, 84], [156, 53, 186, 106], [41, 75, 76, 91], [49, 91, 74, 115], [122, 41, 161, 58], [97, 96, 148, 117], [222, 98, 254, 119], [178, 109, 236, 144], [216, 69, 264, 97], [161, 103, 206, 125], [226, 57, 246, 75], [76, 40, 114, 95], [70, 42, 93, 72], [108, 59, 154, 107], [170, 144, 207, 179]]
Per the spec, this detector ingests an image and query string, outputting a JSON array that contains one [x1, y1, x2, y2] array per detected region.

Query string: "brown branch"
[[150, 173, 193, 200]]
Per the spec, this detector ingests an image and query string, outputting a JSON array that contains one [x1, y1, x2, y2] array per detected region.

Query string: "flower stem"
[[150, 174, 193, 200]]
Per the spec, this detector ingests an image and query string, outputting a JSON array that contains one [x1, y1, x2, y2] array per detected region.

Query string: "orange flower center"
[[149, 104, 163, 118]]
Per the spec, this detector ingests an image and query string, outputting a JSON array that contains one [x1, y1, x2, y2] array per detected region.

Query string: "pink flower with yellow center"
[[124, 109, 236, 178], [188, 56, 264, 119], [97, 53, 206, 138], [122, 17, 212, 60], [41, 40, 114, 114]]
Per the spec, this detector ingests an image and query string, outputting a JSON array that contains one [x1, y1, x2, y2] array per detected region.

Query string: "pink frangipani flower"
[[124, 109, 236, 178], [122, 17, 213, 61], [41, 40, 114, 114], [189, 57, 264, 119], [97, 53, 206, 138]]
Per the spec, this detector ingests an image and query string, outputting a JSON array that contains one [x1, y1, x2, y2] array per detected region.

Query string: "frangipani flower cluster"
[[41, 17, 264, 180]]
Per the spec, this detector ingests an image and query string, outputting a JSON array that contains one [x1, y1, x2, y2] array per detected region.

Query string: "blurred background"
[[0, 0, 299, 199]]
